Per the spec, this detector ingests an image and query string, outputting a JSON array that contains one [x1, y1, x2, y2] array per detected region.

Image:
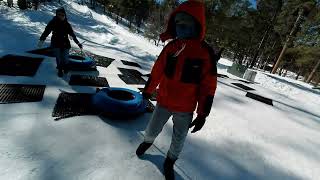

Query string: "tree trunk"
[[283, 69, 288, 77], [270, 56, 277, 73], [260, 56, 268, 69], [278, 67, 282, 75], [272, 9, 305, 74], [306, 60, 320, 83], [250, 29, 269, 68], [260, 41, 276, 69], [295, 70, 301, 80], [246, 58, 251, 67], [244, 55, 248, 64], [257, 55, 265, 69], [250, 11, 278, 68], [33, 0, 39, 10], [116, 15, 119, 24], [7, 0, 13, 7], [239, 55, 244, 65], [315, 78, 320, 87], [263, 61, 268, 71], [262, 55, 270, 70], [156, 38, 161, 46], [92, 0, 96, 9], [303, 72, 309, 82], [115, 8, 120, 24]]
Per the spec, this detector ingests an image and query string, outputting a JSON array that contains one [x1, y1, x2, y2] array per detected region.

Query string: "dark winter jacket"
[[39, 16, 80, 48], [144, 0, 218, 117]]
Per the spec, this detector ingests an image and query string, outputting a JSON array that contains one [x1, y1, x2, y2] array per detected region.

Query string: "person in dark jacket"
[[38, 7, 83, 77], [135, 1, 219, 180]]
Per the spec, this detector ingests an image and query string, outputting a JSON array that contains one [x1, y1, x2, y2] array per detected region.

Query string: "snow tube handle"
[[80, 50, 87, 62]]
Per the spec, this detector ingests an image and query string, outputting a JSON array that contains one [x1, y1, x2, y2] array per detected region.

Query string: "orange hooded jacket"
[[144, 0, 218, 117]]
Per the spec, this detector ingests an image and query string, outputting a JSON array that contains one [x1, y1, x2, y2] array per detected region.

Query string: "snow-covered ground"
[[1, 1, 320, 180]]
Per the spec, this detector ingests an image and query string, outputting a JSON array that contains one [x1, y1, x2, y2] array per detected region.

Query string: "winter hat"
[[56, 7, 66, 15]]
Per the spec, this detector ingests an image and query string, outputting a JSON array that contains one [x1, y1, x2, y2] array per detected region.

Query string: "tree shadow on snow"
[[98, 112, 152, 132], [76, 35, 156, 68], [179, 136, 305, 180], [98, 108, 307, 180], [1, 3, 314, 180], [218, 78, 320, 129], [265, 74, 320, 96], [273, 100, 320, 131]]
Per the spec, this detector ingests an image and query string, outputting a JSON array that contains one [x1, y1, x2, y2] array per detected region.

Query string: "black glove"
[[78, 43, 83, 49], [142, 92, 152, 100], [189, 115, 206, 133]]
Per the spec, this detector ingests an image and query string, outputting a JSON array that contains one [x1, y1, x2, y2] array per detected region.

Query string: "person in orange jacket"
[[136, 1, 219, 179]]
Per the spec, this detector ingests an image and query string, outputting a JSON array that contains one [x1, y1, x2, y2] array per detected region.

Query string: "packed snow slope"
[[1, 1, 320, 180]]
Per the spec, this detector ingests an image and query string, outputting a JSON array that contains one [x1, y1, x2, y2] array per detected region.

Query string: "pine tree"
[[249, 0, 282, 68], [145, 1, 163, 45], [272, 0, 318, 74], [18, 0, 27, 10]]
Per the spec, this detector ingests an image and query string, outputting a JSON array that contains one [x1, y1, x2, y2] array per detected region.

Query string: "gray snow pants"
[[144, 104, 193, 160]]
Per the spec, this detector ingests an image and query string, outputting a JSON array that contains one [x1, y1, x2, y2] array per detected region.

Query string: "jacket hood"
[[56, 7, 68, 20], [160, 0, 206, 42], [56, 7, 66, 15]]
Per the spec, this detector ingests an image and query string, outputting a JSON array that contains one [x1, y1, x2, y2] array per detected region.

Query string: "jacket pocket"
[[164, 54, 178, 78], [181, 58, 203, 84]]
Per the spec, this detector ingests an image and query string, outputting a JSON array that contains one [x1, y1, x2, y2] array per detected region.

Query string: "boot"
[[58, 69, 63, 77], [63, 64, 69, 74], [136, 142, 152, 157], [63, 68, 69, 74], [163, 156, 177, 180]]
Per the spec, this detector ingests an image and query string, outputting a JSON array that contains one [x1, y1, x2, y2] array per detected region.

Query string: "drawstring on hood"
[[173, 43, 186, 57]]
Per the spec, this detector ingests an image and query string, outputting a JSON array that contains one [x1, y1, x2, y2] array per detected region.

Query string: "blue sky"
[[250, 0, 257, 8]]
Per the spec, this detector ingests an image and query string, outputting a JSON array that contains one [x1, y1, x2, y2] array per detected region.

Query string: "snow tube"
[[92, 87, 147, 118], [67, 55, 96, 69]]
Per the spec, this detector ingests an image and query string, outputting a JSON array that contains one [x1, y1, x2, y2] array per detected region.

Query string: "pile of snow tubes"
[[67, 55, 96, 70], [92, 87, 147, 118]]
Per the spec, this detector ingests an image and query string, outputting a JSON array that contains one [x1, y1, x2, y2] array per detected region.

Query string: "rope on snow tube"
[[92, 87, 147, 117], [67, 55, 96, 69]]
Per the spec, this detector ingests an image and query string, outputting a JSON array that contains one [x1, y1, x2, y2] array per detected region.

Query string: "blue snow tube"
[[67, 55, 96, 69], [92, 87, 147, 118]]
